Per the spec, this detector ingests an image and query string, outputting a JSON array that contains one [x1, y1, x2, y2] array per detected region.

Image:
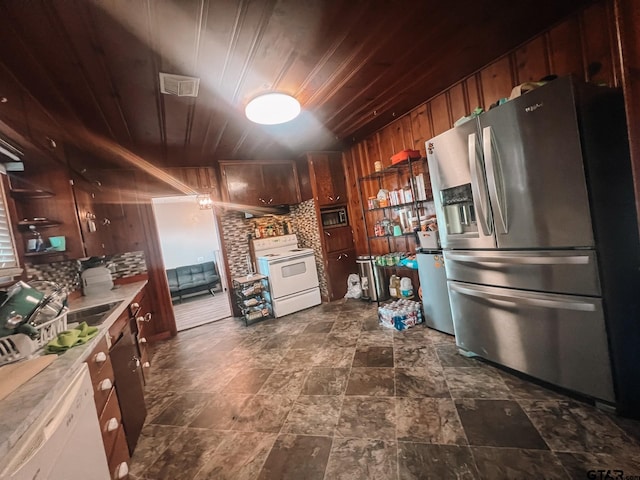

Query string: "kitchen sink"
[[66, 301, 122, 327]]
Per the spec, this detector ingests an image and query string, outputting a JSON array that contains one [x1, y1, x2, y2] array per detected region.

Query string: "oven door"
[[267, 254, 319, 298]]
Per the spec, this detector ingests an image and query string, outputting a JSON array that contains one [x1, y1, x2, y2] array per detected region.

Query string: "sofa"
[[166, 261, 221, 302]]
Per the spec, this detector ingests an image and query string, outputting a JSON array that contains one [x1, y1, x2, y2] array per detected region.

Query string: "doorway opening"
[[151, 195, 232, 331]]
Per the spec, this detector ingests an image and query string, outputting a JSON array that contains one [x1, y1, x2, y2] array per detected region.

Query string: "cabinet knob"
[[324, 231, 331, 237], [114, 462, 129, 479], [131, 355, 140, 372], [94, 351, 107, 364], [98, 378, 112, 391], [144, 312, 152, 322], [105, 417, 119, 432], [101, 218, 111, 226], [259, 197, 266, 204], [338, 253, 349, 260]]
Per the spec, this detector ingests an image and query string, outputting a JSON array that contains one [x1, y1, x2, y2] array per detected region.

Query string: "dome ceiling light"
[[245, 93, 301, 125]]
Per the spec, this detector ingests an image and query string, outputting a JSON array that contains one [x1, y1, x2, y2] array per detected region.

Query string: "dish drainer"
[[0, 307, 68, 365]]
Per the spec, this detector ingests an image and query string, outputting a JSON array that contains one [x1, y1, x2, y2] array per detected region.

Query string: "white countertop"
[[0, 280, 147, 462]]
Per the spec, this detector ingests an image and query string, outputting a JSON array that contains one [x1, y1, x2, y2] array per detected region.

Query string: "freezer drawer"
[[448, 281, 615, 402], [444, 250, 601, 296]]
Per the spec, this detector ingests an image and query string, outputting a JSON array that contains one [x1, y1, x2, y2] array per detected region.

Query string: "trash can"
[[357, 255, 389, 301]]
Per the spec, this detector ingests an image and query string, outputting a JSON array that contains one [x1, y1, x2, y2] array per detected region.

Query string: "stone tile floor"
[[129, 300, 640, 479]]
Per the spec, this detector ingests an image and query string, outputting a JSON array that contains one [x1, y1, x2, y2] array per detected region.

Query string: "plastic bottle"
[[400, 277, 413, 298], [389, 275, 401, 298], [27, 225, 44, 252]]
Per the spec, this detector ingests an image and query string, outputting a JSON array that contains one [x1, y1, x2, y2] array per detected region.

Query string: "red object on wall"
[[391, 149, 421, 165]]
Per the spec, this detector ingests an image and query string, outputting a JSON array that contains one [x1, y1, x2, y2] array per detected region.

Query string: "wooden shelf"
[[24, 250, 67, 257], [18, 219, 62, 230], [10, 189, 55, 200]]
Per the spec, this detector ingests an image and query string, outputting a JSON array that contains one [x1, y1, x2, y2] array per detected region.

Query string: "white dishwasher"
[[1, 363, 110, 480]]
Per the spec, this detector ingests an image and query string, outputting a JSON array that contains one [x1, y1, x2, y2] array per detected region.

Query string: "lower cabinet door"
[[326, 249, 357, 301], [110, 323, 147, 455]]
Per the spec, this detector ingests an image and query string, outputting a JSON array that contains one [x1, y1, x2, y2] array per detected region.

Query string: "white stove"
[[252, 234, 321, 317]]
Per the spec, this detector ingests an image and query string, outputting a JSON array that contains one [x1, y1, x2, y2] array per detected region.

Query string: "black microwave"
[[320, 207, 348, 228]]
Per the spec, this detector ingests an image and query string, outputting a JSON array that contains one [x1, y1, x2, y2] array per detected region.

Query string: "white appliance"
[[252, 234, 321, 317], [0, 363, 111, 480], [81, 266, 114, 296]]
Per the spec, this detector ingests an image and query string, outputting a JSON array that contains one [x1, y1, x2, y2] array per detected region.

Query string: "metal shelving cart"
[[232, 273, 273, 326], [358, 158, 432, 329]]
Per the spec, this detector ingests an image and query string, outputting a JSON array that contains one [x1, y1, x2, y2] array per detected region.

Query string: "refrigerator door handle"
[[449, 282, 596, 312], [446, 252, 591, 265], [467, 133, 492, 236], [483, 126, 508, 234]]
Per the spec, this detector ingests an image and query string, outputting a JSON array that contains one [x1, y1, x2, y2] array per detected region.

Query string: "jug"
[[400, 277, 413, 298]]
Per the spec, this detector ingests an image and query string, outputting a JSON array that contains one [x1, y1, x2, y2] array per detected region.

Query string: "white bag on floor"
[[344, 273, 362, 299]]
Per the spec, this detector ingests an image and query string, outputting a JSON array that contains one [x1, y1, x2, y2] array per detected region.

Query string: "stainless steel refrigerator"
[[426, 76, 640, 416]]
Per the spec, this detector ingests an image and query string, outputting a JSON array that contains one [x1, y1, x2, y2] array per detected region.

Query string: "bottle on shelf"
[[27, 225, 44, 252], [389, 274, 400, 298]]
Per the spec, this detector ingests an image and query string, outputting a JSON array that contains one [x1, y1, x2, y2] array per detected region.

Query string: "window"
[[0, 167, 22, 282]]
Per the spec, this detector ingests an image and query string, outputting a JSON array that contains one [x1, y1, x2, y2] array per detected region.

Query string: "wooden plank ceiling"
[[0, 0, 594, 168]]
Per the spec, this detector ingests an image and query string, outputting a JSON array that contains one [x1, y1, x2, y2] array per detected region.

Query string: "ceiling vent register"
[[159, 73, 200, 97]]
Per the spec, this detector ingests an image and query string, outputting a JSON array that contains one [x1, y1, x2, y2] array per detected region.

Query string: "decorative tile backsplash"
[[217, 200, 328, 298], [290, 199, 327, 298], [25, 251, 147, 293]]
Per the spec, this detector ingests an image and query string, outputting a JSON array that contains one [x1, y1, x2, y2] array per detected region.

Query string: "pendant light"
[[245, 93, 301, 125]]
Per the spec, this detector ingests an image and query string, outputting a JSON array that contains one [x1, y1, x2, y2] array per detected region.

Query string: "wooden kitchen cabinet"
[[305, 151, 347, 207], [72, 175, 107, 257], [86, 302, 148, 469], [85, 335, 131, 478], [297, 151, 356, 301], [72, 169, 146, 257], [325, 249, 357, 301], [323, 227, 357, 300], [322, 225, 354, 253], [110, 321, 147, 456], [130, 287, 152, 381], [219, 160, 301, 207], [8, 168, 85, 263]]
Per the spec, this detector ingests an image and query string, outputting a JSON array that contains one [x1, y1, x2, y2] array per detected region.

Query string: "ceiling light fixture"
[[245, 93, 301, 125]]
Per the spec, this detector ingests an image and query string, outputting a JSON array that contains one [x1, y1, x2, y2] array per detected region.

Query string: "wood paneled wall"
[[344, 0, 622, 255], [615, 0, 640, 228]]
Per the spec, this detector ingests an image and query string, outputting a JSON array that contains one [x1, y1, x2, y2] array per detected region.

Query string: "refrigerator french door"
[[426, 76, 621, 405], [427, 76, 595, 251]]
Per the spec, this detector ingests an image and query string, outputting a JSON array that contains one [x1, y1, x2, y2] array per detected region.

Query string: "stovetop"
[[257, 247, 314, 261]]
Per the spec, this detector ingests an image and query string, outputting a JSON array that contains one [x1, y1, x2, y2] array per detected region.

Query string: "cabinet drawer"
[[99, 387, 123, 459], [108, 311, 129, 346], [139, 340, 150, 368], [86, 335, 110, 381], [129, 289, 145, 319], [108, 425, 131, 480], [92, 357, 115, 415]]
